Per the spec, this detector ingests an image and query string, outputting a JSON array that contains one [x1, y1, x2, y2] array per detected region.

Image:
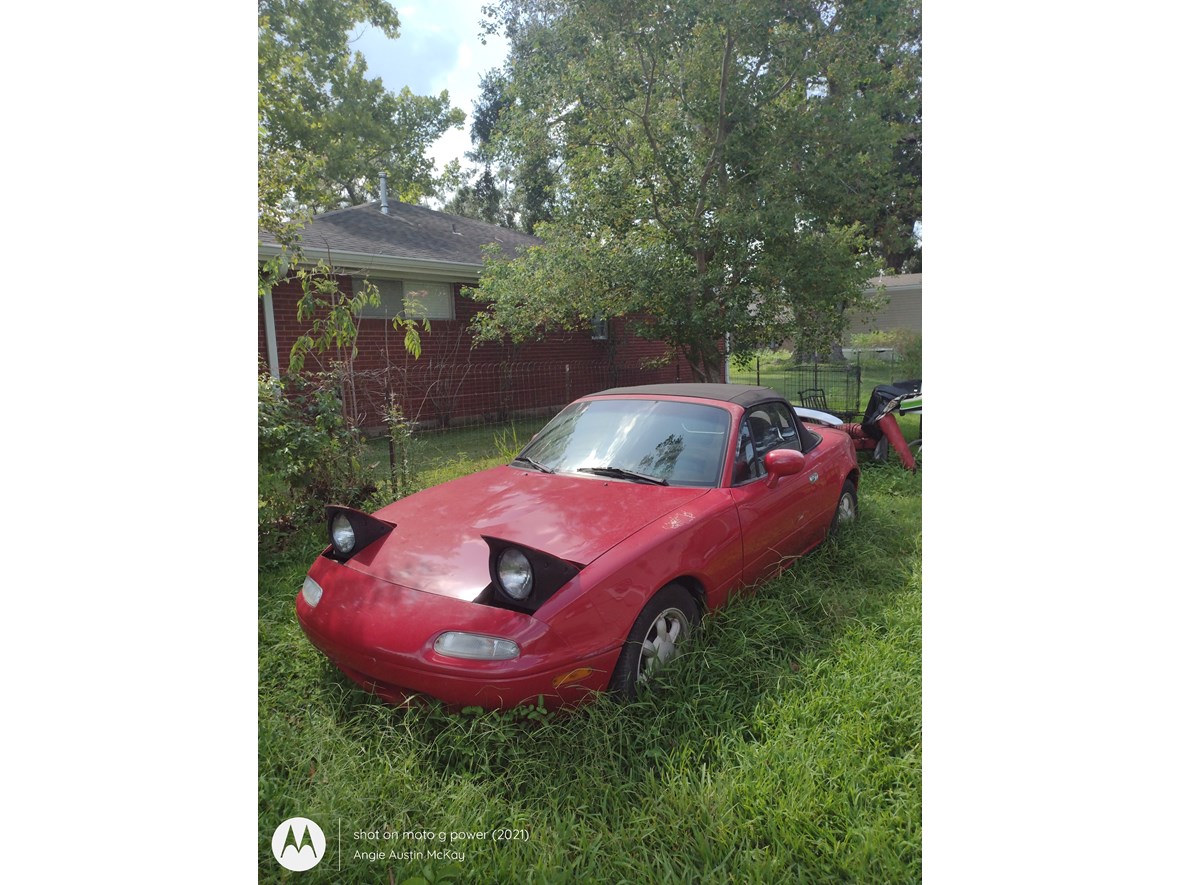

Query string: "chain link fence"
[[299, 349, 918, 490], [728, 348, 918, 421]]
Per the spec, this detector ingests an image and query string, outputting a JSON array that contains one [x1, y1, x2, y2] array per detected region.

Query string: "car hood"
[[341, 466, 710, 601]]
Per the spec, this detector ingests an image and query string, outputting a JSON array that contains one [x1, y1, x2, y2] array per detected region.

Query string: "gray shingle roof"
[[259, 201, 542, 268]]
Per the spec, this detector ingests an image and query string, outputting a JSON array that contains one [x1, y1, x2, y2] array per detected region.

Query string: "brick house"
[[259, 198, 695, 429]]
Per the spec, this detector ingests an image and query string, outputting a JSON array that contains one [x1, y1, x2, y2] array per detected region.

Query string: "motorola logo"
[[272, 817, 326, 871]]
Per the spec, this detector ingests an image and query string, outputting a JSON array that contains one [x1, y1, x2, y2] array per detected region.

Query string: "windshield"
[[516, 398, 731, 487]]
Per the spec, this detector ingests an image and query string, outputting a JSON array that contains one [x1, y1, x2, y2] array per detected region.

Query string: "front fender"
[[536, 489, 743, 655]]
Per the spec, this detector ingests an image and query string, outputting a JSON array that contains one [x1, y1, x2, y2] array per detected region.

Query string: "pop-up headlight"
[[483, 536, 581, 612], [324, 505, 395, 561], [496, 548, 534, 600], [330, 512, 356, 554]]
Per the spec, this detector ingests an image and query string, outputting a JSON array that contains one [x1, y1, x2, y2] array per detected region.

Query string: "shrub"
[[258, 372, 380, 546], [895, 330, 922, 379], [383, 396, 419, 500]]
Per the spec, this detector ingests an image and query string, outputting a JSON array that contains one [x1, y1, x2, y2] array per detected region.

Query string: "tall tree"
[[471, 0, 916, 381], [259, 0, 464, 218], [443, 71, 558, 231], [444, 75, 512, 227], [797, 0, 922, 272]]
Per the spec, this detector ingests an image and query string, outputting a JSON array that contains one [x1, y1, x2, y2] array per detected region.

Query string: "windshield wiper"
[[577, 466, 668, 485], [511, 455, 555, 474]]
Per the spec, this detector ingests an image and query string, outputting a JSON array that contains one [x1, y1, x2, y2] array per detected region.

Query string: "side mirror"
[[764, 448, 805, 487]]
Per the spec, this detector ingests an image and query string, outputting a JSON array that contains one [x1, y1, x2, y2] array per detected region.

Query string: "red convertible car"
[[296, 384, 859, 710]]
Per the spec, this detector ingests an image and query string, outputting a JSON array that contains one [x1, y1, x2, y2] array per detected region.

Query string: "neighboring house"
[[259, 198, 691, 429], [846, 273, 922, 338]]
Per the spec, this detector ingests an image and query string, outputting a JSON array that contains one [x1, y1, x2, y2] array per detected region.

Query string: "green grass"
[[259, 451, 921, 883]]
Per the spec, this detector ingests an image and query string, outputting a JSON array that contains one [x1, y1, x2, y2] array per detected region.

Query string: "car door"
[[729, 402, 820, 584], [786, 406, 845, 548]]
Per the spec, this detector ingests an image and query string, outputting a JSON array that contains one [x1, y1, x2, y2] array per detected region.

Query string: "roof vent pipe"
[[379, 172, 389, 214]]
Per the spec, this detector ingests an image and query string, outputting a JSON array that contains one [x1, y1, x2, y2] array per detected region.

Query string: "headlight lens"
[[330, 513, 356, 554], [497, 548, 534, 600], [434, 632, 520, 660], [301, 575, 323, 607]]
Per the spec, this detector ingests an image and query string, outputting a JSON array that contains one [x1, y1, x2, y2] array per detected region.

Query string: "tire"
[[609, 583, 700, 701], [829, 478, 858, 535]]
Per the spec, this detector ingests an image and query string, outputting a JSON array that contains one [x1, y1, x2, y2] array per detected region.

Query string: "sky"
[[350, 1, 511, 177]]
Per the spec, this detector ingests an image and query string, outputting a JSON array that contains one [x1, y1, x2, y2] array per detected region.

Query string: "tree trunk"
[[684, 343, 724, 383]]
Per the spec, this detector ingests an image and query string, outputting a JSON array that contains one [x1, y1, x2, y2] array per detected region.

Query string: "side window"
[[766, 402, 802, 452], [732, 417, 764, 484], [731, 402, 802, 485]]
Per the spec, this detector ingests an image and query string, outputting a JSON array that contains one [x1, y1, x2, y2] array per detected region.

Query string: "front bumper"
[[296, 556, 617, 709]]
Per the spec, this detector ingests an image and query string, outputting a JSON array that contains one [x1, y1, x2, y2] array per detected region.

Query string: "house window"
[[403, 280, 455, 320], [358, 279, 404, 318], [357, 278, 455, 320], [590, 314, 609, 341]]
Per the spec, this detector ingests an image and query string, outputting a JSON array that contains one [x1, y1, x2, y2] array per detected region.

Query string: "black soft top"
[[589, 383, 783, 409], [859, 379, 922, 439]]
